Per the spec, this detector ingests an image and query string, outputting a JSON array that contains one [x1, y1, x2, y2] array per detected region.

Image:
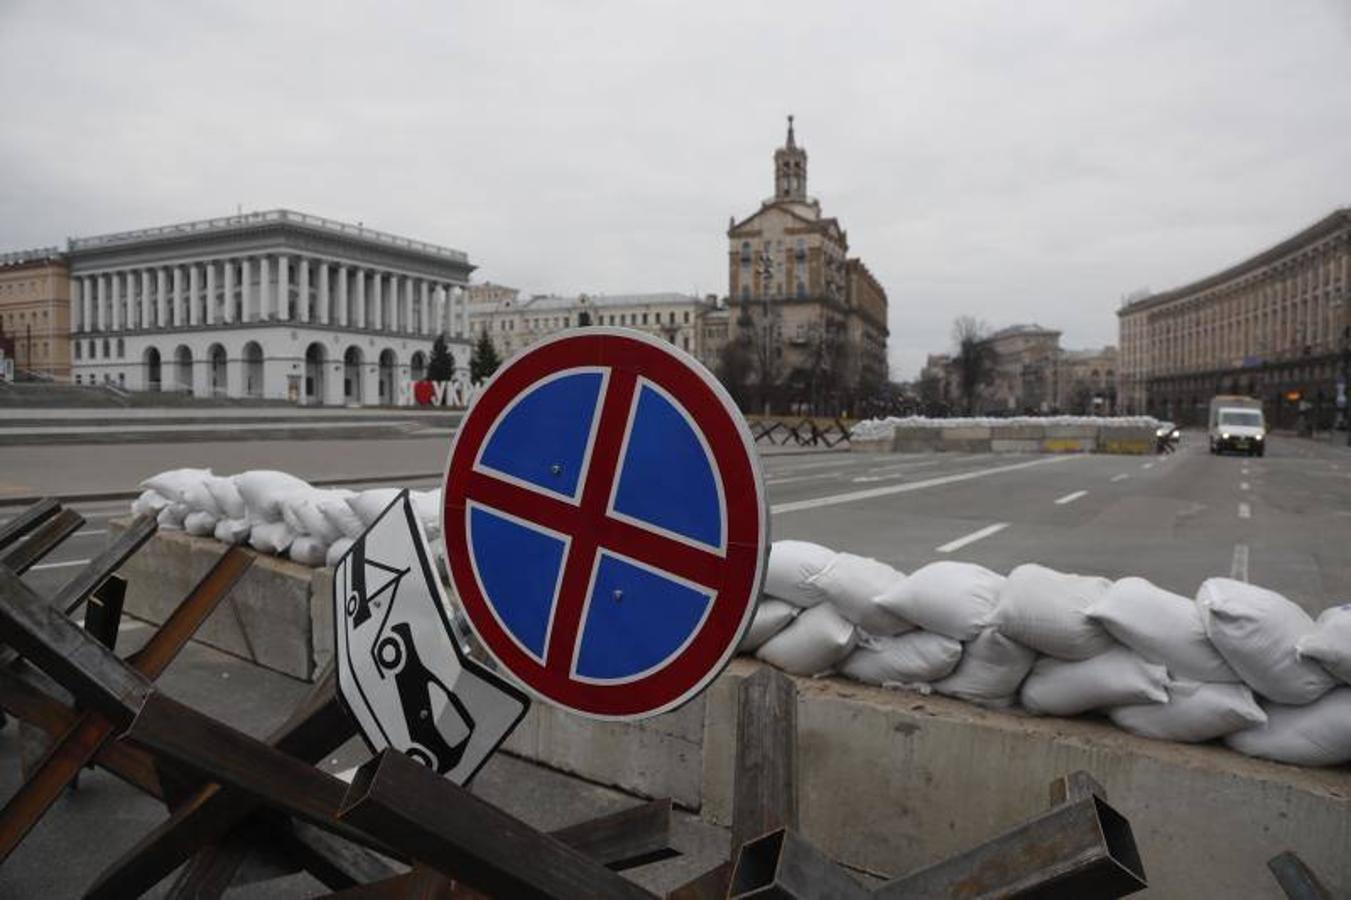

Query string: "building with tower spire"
[[723, 117, 889, 415]]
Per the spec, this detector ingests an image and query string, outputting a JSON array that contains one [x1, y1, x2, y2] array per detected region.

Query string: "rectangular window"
[[642, 313, 649, 325]]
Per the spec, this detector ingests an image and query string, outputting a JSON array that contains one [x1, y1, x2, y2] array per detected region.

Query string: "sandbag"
[[1296, 604, 1351, 684], [249, 520, 295, 555], [205, 475, 247, 520], [1020, 647, 1170, 717], [281, 490, 351, 545], [326, 537, 356, 567], [876, 561, 1002, 641], [1225, 688, 1351, 766], [130, 489, 171, 517], [348, 488, 403, 527], [806, 553, 911, 635], [739, 599, 799, 652], [182, 510, 218, 536], [838, 630, 962, 687], [1109, 681, 1266, 743], [763, 541, 836, 607], [319, 495, 366, 540], [289, 535, 329, 567], [931, 627, 1036, 707], [1198, 578, 1335, 704], [235, 471, 312, 523], [1087, 577, 1238, 682], [989, 564, 1116, 660], [213, 517, 251, 545], [411, 489, 443, 537], [156, 503, 188, 531], [755, 602, 857, 676], [141, 468, 213, 504]]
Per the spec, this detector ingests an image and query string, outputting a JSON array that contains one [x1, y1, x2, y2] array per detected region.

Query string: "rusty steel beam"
[[0, 508, 84, 574], [873, 793, 1147, 899], [0, 666, 163, 798], [87, 670, 355, 900], [0, 548, 253, 865], [0, 498, 60, 552], [122, 692, 397, 858], [727, 828, 870, 900], [336, 749, 656, 900], [83, 575, 127, 651], [550, 798, 676, 872], [57, 514, 157, 616]]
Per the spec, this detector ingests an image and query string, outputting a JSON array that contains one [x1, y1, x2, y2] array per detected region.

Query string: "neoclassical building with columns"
[[66, 210, 474, 404]]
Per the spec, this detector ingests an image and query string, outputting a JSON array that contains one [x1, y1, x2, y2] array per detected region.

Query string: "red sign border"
[[440, 328, 768, 720]]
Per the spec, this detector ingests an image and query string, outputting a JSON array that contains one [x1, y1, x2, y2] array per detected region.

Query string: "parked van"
[[1209, 395, 1266, 456]]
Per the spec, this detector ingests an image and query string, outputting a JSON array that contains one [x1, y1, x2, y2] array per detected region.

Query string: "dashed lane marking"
[[1230, 544, 1250, 582], [1238, 502, 1251, 520], [1110, 474, 1129, 483], [936, 523, 1009, 554], [1054, 490, 1088, 505], [1240, 482, 1250, 491]]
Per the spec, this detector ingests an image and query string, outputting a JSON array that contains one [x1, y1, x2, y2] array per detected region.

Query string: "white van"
[[1208, 395, 1265, 457]]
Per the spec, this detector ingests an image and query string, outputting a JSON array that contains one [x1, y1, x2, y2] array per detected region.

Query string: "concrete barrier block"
[[940, 426, 992, 441], [992, 424, 1046, 440], [851, 438, 892, 453], [1041, 437, 1094, 453], [1043, 424, 1098, 439], [309, 566, 336, 676], [942, 438, 994, 453], [990, 439, 1043, 453], [111, 521, 327, 681]]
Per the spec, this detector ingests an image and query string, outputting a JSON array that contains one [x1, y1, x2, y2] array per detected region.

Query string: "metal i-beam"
[[727, 828, 870, 900], [1, 508, 84, 574], [0, 548, 253, 865], [0, 498, 60, 551], [336, 749, 656, 900]]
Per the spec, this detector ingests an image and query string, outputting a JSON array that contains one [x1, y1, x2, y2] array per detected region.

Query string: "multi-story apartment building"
[[0, 248, 72, 382], [1117, 208, 1351, 426]]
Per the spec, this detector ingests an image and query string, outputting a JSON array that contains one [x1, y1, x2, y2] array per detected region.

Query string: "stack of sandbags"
[[235, 470, 311, 556]]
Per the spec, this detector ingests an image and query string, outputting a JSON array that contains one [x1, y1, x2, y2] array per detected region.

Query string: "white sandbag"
[[755, 602, 857, 676], [213, 517, 251, 545], [182, 510, 218, 536], [280, 489, 352, 545], [326, 537, 355, 567], [1198, 578, 1335, 704], [989, 564, 1116, 660], [141, 468, 213, 503], [249, 520, 295, 555], [348, 488, 403, 527], [931, 627, 1036, 706], [1225, 688, 1351, 766], [838, 630, 962, 686], [763, 541, 836, 607], [806, 553, 911, 635], [205, 475, 247, 520], [289, 535, 329, 567], [319, 495, 366, 540], [156, 503, 188, 531], [1020, 647, 1170, 717], [235, 470, 312, 523], [1109, 681, 1266, 743], [739, 599, 799, 652], [411, 489, 443, 537], [130, 489, 171, 517], [1087, 577, 1238, 682], [876, 561, 1002, 641], [1295, 604, 1351, 684]]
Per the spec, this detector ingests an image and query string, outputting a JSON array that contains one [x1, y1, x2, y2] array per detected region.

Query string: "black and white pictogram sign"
[[334, 490, 529, 785]]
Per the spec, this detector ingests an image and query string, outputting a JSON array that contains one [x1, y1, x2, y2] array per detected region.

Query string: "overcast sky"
[[2, 1, 1349, 378]]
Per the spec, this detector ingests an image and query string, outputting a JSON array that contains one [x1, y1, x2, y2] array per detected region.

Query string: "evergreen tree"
[[427, 334, 455, 381], [470, 329, 502, 384]]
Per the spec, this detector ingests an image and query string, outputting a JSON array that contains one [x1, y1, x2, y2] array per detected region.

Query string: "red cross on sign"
[[441, 329, 768, 720]]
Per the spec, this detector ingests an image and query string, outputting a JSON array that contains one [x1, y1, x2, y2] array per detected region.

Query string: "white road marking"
[[1054, 490, 1088, 505], [1239, 482, 1250, 491], [1141, 462, 1155, 470], [28, 558, 92, 571], [852, 473, 905, 484], [771, 455, 1074, 516], [1230, 544, 1250, 582], [1238, 502, 1251, 519], [765, 473, 834, 486], [937, 523, 1009, 554], [1110, 473, 1129, 483]]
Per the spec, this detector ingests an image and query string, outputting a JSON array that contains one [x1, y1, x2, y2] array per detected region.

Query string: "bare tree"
[[951, 316, 996, 415]]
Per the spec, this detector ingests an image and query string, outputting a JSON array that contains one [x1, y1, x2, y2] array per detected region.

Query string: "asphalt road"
[[7, 431, 1350, 613]]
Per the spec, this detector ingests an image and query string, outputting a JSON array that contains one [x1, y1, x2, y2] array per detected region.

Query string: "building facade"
[[66, 210, 474, 404], [0, 248, 72, 382], [984, 324, 1063, 413], [468, 290, 717, 361], [1117, 209, 1351, 427], [725, 118, 890, 414]]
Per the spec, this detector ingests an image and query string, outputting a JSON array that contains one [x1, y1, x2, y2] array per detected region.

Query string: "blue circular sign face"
[[442, 329, 768, 720]]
